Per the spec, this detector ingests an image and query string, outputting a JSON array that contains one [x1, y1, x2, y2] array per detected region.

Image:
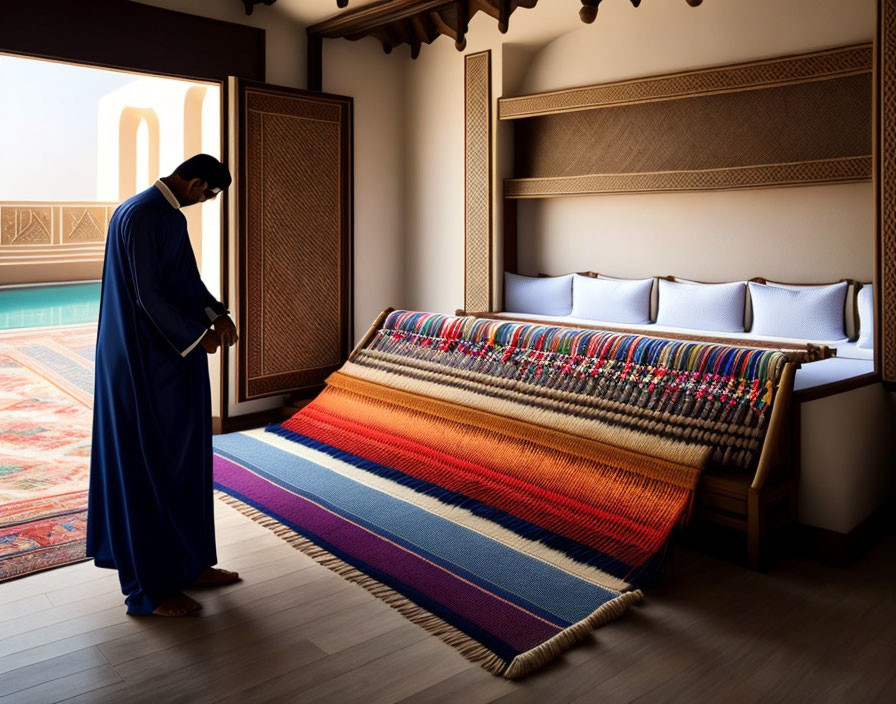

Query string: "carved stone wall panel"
[[61, 207, 108, 243], [464, 50, 492, 313], [1, 207, 52, 245]]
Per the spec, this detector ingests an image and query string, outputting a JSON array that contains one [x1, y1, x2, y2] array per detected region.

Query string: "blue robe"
[[87, 185, 226, 614]]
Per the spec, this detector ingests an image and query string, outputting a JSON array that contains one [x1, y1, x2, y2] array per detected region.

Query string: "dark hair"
[[173, 154, 232, 190]]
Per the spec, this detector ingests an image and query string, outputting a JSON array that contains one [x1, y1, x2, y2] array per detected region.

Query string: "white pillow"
[[656, 279, 746, 332], [857, 284, 873, 349], [599, 274, 658, 321], [748, 281, 848, 340], [570, 274, 652, 324], [504, 272, 573, 316]]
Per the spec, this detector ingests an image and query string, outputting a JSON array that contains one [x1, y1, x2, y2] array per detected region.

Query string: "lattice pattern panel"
[[506, 157, 871, 198], [465, 51, 492, 313], [881, 0, 896, 382], [499, 44, 872, 119], [515, 74, 871, 179], [240, 86, 351, 400]]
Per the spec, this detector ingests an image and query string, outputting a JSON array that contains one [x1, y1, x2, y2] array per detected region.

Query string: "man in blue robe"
[[87, 154, 240, 617]]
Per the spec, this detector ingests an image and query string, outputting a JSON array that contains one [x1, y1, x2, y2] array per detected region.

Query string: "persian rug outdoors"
[[214, 310, 789, 678], [0, 325, 96, 580]]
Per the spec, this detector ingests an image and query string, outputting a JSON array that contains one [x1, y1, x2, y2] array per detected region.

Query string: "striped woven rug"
[[214, 310, 788, 677]]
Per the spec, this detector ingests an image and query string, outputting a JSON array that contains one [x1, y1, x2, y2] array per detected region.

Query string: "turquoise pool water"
[[0, 282, 101, 330]]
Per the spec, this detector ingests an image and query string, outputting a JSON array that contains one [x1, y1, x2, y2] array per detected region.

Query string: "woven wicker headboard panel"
[[502, 44, 872, 197]]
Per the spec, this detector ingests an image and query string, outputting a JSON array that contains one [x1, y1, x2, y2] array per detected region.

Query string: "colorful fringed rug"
[[213, 310, 789, 678], [0, 325, 96, 581]]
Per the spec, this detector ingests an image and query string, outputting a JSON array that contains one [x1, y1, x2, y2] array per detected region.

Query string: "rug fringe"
[[214, 490, 510, 676], [502, 589, 644, 679]]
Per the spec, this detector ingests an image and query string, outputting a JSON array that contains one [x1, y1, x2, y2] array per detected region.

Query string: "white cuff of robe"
[[181, 328, 210, 357], [205, 306, 230, 323]]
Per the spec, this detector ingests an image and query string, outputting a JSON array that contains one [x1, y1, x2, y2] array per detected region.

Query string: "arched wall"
[[118, 107, 160, 201], [183, 85, 207, 263]]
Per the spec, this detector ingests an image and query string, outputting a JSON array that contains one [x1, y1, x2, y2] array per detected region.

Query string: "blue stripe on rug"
[[212, 480, 522, 663], [264, 423, 639, 582], [214, 441, 577, 627], [213, 432, 619, 626]]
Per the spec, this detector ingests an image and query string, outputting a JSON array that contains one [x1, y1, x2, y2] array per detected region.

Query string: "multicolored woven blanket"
[[213, 310, 789, 678]]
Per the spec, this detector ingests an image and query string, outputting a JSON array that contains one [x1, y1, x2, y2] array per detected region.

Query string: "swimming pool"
[[0, 282, 101, 330]]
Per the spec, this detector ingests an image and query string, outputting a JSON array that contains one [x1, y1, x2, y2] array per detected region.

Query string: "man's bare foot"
[[151, 593, 202, 617], [191, 567, 241, 588]]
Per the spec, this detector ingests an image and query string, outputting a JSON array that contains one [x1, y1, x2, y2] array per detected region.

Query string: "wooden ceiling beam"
[[309, 0, 453, 38], [310, 0, 702, 59], [428, 9, 458, 39], [412, 13, 440, 44]]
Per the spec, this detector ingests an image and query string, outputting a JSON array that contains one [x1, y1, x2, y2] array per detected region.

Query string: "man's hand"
[[213, 315, 238, 348], [200, 330, 220, 354]]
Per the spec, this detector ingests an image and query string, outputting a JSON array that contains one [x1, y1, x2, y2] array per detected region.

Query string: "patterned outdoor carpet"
[[213, 310, 788, 678], [0, 325, 96, 580]]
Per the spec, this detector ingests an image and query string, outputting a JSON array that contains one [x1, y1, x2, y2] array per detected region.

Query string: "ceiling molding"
[[310, 0, 704, 58]]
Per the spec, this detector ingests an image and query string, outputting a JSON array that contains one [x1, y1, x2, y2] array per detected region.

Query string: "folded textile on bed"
[[349, 310, 788, 470], [214, 310, 789, 678]]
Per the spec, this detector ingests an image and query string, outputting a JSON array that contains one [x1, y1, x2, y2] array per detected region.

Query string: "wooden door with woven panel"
[[230, 78, 352, 402]]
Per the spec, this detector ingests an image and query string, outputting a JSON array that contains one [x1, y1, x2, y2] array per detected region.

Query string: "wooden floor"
[[1, 500, 894, 704]]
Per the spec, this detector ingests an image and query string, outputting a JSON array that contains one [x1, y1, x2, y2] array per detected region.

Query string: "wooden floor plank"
[[295, 633, 473, 704], [0, 647, 108, 699], [106, 577, 365, 674], [393, 665, 520, 704], [0, 665, 122, 704], [215, 624, 433, 704], [0, 593, 52, 624]]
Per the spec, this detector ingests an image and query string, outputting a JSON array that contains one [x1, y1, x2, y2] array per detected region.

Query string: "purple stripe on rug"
[[214, 455, 562, 652]]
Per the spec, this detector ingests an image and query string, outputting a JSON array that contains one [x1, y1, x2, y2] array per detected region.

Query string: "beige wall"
[[517, 183, 875, 283], [323, 38, 406, 343], [404, 34, 467, 314], [519, 0, 874, 95]]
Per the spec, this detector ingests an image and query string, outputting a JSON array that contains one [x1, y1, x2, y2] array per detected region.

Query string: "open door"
[[226, 78, 352, 411]]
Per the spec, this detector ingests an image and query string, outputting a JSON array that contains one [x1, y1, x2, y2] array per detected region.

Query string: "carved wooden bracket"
[[579, 0, 700, 24], [311, 0, 537, 58], [314, 0, 705, 58], [242, 0, 277, 15]]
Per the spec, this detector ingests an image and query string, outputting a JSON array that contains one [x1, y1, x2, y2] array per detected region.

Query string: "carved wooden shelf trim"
[[504, 156, 872, 199], [498, 43, 872, 120]]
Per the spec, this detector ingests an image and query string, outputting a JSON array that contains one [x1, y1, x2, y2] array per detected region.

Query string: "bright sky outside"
[[0, 55, 137, 202]]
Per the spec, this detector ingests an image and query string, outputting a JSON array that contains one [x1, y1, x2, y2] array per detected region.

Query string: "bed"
[[457, 272, 893, 566]]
